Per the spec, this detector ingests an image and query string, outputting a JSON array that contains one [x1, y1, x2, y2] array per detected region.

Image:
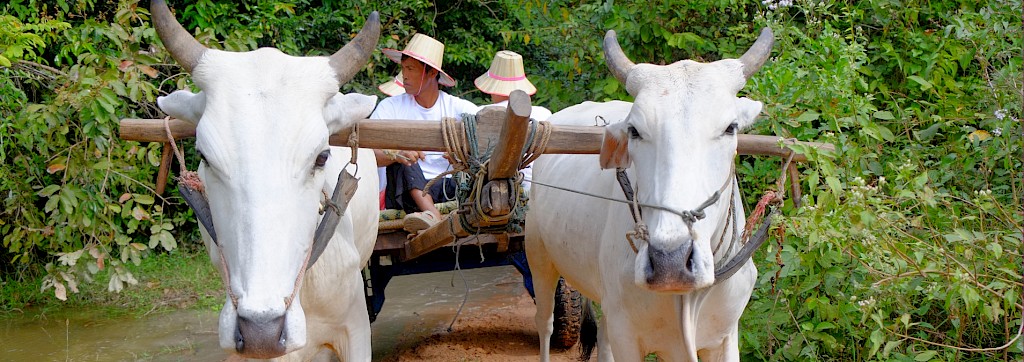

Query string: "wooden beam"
[[120, 118, 195, 142], [119, 119, 833, 162], [404, 215, 469, 261], [488, 90, 532, 179]]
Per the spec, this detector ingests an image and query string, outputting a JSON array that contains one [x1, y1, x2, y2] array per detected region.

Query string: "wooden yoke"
[[481, 91, 531, 217], [119, 120, 833, 162], [404, 93, 533, 260]]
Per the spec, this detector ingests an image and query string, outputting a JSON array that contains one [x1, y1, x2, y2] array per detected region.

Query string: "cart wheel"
[[550, 278, 584, 349]]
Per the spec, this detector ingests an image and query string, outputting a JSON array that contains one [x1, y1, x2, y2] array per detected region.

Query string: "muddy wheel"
[[550, 278, 583, 349]]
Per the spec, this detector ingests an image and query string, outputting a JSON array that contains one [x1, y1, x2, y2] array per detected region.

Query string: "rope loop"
[[347, 121, 360, 165], [625, 221, 648, 253]]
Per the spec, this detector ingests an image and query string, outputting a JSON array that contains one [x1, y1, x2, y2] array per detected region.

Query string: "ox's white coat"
[[526, 58, 763, 361], [158, 47, 379, 361]]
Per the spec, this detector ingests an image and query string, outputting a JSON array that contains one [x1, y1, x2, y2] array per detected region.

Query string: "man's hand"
[[386, 150, 424, 166]]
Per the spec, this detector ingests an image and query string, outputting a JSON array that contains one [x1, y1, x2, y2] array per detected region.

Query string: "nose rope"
[[164, 117, 239, 308], [617, 164, 734, 252]]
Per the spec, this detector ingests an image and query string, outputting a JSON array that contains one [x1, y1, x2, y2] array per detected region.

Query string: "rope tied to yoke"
[[423, 114, 551, 235]]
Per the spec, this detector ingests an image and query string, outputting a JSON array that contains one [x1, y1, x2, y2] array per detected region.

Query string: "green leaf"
[[988, 243, 1003, 258], [38, 184, 61, 197], [908, 75, 933, 91], [825, 176, 842, 194], [868, 329, 884, 356], [132, 193, 154, 205], [873, 111, 895, 120], [914, 350, 938, 361], [602, 80, 618, 95], [0, 54, 11, 67], [796, 111, 820, 124], [914, 122, 942, 141]]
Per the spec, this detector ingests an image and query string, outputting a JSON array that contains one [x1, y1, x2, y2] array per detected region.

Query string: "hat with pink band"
[[474, 50, 537, 96]]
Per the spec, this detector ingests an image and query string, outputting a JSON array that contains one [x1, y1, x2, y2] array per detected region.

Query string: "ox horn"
[[329, 12, 381, 85], [738, 27, 775, 80], [151, 0, 207, 73], [603, 30, 636, 85]]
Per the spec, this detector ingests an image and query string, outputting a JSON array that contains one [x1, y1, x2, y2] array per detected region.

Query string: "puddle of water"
[[0, 266, 524, 361], [0, 309, 226, 361]]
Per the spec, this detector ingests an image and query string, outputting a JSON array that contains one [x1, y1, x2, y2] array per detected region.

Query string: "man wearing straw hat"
[[371, 33, 478, 233], [474, 50, 552, 194]]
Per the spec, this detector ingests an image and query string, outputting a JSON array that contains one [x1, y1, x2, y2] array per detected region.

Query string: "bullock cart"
[[118, 90, 832, 348]]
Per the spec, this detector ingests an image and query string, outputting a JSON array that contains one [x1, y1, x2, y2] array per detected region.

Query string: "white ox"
[[150, 1, 380, 360], [526, 28, 774, 361]]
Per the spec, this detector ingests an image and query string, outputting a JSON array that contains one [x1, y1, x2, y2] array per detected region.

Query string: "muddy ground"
[[374, 266, 589, 362]]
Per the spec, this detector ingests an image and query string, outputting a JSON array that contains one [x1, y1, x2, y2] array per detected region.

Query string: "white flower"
[[762, 0, 794, 10], [995, 109, 1007, 120], [992, 127, 1002, 136]]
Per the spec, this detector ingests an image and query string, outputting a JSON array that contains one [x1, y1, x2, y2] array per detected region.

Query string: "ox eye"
[[628, 125, 642, 140], [314, 150, 330, 168], [724, 122, 738, 136]]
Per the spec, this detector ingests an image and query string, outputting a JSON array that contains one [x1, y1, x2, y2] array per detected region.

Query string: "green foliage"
[[736, 1, 1022, 361], [0, 0, 1020, 360]]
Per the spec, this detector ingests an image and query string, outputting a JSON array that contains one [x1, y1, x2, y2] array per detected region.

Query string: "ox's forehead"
[[192, 48, 339, 96], [626, 59, 746, 98]]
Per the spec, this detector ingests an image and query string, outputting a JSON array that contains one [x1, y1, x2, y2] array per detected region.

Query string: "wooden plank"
[[155, 142, 173, 195], [404, 214, 469, 261], [495, 233, 510, 253], [487, 90, 532, 179], [119, 119, 833, 162]]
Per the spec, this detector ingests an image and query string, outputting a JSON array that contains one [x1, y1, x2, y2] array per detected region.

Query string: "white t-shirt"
[[372, 92, 479, 190], [477, 101, 553, 193]]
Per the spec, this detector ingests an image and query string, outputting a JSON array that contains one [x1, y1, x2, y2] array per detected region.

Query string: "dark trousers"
[[384, 163, 457, 214]]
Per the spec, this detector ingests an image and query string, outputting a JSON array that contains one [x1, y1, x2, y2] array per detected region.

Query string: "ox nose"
[[644, 241, 702, 291], [235, 314, 287, 358]]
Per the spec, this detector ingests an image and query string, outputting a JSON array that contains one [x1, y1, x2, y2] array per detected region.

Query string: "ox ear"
[[599, 122, 631, 169], [324, 93, 377, 135], [157, 90, 206, 125], [735, 97, 763, 131]]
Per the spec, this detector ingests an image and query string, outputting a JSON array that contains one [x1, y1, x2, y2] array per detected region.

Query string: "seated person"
[[372, 34, 478, 233]]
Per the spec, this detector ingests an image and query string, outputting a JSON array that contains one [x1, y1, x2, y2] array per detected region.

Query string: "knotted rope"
[[164, 117, 238, 308], [425, 114, 551, 235]]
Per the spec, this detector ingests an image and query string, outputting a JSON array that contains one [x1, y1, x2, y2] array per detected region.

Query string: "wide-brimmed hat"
[[382, 34, 456, 87], [474, 50, 537, 96], [378, 72, 405, 96]]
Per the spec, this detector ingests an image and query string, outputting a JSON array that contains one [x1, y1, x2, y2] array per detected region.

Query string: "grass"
[[0, 249, 222, 319]]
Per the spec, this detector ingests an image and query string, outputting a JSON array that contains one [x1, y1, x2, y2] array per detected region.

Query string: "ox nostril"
[[235, 326, 244, 353], [683, 243, 695, 272], [235, 314, 287, 358]]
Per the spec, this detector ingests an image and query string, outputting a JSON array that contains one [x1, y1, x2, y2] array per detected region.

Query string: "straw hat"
[[382, 34, 456, 87], [378, 72, 405, 96], [474, 50, 537, 96]]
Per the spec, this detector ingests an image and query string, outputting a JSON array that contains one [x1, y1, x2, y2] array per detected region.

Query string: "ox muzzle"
[[641, 238, 714, 292], [235, 313, 288, 358]]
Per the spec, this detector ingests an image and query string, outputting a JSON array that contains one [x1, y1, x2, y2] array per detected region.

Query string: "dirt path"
[[374, 267, 588, 362]]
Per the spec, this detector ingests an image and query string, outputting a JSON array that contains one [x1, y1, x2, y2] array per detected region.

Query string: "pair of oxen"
[[149, 0, 773, 360]]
